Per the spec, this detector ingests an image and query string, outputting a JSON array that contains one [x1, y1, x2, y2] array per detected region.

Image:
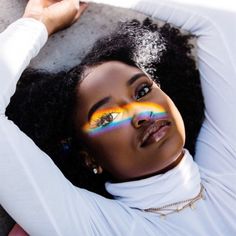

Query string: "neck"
[[105, 149, 202, 210], [112, 149, 185, 183]]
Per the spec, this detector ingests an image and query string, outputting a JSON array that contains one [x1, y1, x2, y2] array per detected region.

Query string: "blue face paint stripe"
[[87, 111, 168, 137], [88, 118, 132, 136]]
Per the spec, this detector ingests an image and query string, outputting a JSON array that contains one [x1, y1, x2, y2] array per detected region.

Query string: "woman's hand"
[[23, 0, 88, 35]]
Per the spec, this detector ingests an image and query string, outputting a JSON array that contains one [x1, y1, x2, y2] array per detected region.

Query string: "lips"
[[139, 119, 171, 148]]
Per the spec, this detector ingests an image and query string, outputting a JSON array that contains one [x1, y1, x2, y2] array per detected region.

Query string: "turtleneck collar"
[[105, 149, 201, 210]]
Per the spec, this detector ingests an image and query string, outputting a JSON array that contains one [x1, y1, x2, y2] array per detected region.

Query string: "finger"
[[24, 0, 59, 11], [72, 2, 88, 23], [64, 0, 79, 7], [44, 0, 61, 7]]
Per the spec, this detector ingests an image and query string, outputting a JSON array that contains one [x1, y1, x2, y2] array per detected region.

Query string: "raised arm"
[[0, 18, 47, 115], [0, 1, 91, 235], [90, 0, 236, 173]]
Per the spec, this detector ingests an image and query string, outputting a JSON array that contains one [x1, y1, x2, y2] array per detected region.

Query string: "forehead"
[[80, 61, 141, 91], [78, 61, 142, 102]]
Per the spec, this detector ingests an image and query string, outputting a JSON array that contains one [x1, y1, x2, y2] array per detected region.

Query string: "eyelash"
[[135, 81, 153, 100], [91, 111, 120, 128]]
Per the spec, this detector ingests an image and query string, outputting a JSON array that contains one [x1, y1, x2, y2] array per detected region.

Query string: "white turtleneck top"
[[1, 0, 236, 235]]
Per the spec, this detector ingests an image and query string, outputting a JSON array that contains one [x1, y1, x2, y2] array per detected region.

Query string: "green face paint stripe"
[[85, 110, 168, 136]]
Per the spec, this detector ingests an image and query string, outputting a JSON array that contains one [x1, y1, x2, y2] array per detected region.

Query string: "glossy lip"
[[138, 119, 171, 148]]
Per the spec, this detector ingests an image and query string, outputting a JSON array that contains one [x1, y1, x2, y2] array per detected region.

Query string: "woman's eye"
[[135, 83, 152, 100], [95, 112, 120, 128]]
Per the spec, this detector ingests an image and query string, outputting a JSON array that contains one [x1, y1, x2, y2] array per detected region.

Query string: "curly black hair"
[[6, 18, 204, 197]]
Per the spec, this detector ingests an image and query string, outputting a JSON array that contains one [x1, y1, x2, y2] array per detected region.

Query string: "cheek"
[[166, 97, 186, 141], [149, 88, 169, 110], [152, 92, 185, 141], [86, 126, 133, 155]]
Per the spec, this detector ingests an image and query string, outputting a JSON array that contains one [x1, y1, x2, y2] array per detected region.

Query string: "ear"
[[79, 151, 103, 174]]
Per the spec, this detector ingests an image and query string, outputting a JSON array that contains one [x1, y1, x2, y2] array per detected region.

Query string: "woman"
[[1, 0, 236, 235]]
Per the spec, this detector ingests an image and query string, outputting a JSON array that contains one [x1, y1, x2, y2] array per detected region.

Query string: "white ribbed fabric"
[[106, 150, 201, 210], [0, 18, 48, 114], [1, 1, 236, 235]]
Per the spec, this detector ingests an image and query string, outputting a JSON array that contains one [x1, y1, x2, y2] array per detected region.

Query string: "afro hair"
[[6, 18, 204, 197]]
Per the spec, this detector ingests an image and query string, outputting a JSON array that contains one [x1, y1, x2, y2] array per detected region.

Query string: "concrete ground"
[[0, 1, 153, 235], [0, 1, 151, 73]]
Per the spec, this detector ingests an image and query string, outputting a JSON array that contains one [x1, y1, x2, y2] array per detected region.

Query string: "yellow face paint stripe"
[[82, 102, 167, 135]]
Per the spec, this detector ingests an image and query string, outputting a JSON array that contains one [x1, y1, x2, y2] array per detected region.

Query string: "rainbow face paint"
[[82, 102, 167, 137]]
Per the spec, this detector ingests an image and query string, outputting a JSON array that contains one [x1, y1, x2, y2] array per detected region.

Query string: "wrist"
[[22, 13, 53, 36]]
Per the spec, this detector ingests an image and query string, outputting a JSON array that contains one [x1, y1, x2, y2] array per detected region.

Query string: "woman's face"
[[75, 61, 185, 181]]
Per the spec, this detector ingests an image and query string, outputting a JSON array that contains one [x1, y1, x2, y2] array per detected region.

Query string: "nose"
[[132, 111, 152, 128]]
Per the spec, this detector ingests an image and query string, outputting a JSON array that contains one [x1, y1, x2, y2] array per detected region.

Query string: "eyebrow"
[[88, 97, 111, 121], [126, 73, 146, 86], [87, 73, 147, 121]]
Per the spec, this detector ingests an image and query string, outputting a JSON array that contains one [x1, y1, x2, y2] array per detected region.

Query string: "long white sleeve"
[[0, 18, 63, 235], [0, 18, 47, 114], [0, 18, 91, 235]]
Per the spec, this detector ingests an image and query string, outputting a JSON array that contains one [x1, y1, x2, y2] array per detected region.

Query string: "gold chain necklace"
[[143, 184, 206, 219]]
